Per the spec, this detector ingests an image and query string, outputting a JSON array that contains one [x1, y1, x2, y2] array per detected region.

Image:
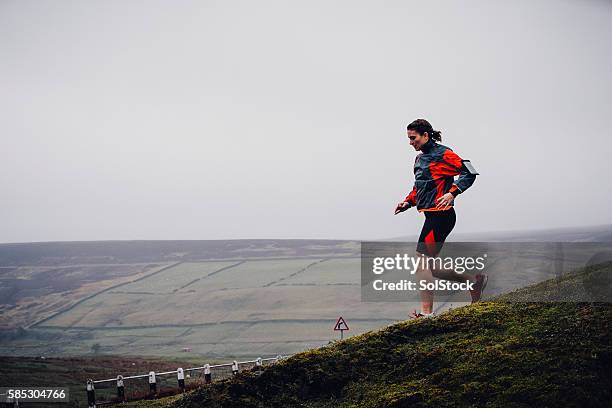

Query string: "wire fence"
[[85, 356, 287, 407]]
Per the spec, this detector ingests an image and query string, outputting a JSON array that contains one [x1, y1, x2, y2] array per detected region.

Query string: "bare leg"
[[415, 252, 434, 314]]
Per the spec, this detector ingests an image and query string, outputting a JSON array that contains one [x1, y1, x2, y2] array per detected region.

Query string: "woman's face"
[[407, 130, 429, 151]]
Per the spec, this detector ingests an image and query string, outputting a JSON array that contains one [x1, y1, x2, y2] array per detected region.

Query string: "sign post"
[[333, 316, 349, 340]]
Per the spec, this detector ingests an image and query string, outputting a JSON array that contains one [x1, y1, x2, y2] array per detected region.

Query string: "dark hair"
[[407, 118, 442, 142]]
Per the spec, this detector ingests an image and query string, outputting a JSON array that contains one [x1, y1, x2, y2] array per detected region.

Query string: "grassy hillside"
[[123, 262, 611, 408]]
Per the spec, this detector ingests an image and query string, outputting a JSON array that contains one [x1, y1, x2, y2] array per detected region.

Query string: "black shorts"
[[416, 208, 456, 257]]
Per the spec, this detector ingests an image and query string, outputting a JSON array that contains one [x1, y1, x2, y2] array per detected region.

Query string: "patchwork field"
[[0, 262, 176, 329], [15, 257, 415, 357], [0, 241, 420, 359]]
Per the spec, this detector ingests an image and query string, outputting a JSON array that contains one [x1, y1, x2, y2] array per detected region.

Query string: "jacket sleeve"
[[403, 184, 417, 207], [442, 150, 477, 196]]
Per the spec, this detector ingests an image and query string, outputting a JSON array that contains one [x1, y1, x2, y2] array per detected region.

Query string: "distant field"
[[1, 240, 412, 358], [39, 259, 383, 328], [0, 262, 175, 329], [112, 261, 239, 294], [280, 258, 358, 285], [12, 257, 414, 357]]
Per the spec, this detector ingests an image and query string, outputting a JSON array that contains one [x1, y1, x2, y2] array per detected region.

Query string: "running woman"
[[394, 119, 487, 318]]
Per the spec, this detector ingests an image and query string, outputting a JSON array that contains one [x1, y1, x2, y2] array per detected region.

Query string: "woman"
[[394, 118, 486, 318]]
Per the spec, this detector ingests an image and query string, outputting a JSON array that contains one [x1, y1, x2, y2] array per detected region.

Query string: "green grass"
[[125, 263, 611, 407]]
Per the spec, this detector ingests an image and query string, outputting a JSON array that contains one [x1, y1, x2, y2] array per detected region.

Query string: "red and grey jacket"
[[402, 139, 477, 211]]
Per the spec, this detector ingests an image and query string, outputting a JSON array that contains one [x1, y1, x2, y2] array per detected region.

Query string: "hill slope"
[[127, 263, 612, 408]]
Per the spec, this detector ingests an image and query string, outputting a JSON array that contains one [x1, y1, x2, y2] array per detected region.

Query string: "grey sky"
[[1, 0, 611, 243]]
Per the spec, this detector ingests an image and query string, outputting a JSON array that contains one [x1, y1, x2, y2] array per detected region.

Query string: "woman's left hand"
[[435, 193, 455, 209]]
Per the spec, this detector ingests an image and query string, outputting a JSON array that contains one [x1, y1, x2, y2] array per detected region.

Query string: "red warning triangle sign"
[[333, 316, 349, 331]]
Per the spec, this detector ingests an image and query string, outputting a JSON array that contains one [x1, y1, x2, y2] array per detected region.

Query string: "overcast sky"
[[1, 0, 611, 243]]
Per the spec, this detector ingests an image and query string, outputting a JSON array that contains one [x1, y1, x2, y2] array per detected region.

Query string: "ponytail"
[[430, 129, 442, 142]]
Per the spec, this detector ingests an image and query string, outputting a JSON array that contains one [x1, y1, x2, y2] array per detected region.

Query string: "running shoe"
[[410, 310, 434, 319]]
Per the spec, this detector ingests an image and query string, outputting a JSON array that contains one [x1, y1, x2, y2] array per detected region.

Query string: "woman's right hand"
[[394, 202, 410, 215]]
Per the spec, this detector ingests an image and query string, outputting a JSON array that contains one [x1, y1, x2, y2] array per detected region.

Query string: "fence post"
[[256, 357, 263, 375], [177, 368, 185, 391], [232, 360, 239, 375], [86, 379, 96, 408], [204, 364, 212, 384], [148, 371, 157, 396], [116, 375, 125, 402]]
